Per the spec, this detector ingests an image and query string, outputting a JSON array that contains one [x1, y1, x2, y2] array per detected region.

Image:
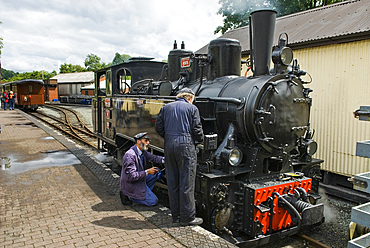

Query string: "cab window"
[[117, 68, 131, 94]]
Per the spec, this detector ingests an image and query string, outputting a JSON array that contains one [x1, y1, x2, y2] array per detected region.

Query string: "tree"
[[101, 61, 112, 69], [1, 68, 18, 80], [3, 70, 57, 82], [112, 52, 131, 66], [84, 53, 102, 71], [59, 63, 87, 73], [85, 53, 112, 71], [214, 0, 346, 34], [84, 53, 112, 71]]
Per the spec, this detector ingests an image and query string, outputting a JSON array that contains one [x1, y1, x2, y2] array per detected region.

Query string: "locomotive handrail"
[[196, 97, 244, 105], [109, 94, 244, 106]]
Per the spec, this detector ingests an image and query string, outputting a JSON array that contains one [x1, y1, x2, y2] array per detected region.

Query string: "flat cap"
[[134, 132, 150, 140], [179, 87, 195, 95]]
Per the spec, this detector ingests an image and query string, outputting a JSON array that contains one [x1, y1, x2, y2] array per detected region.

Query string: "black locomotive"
[[92, 10, 324, 247]]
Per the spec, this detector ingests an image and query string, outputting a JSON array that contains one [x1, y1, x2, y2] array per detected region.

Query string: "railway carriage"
[[92, 10, 325, 247], [1, 79, 45, 111]]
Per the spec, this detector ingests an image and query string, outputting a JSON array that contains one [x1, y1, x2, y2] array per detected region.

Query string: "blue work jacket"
[[155, 97, 203, 144], [120, 145, 163, 200]]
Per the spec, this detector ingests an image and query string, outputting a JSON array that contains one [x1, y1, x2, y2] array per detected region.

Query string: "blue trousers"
[[130, 174, 158, 206], [164, 138, 196, 224], [9, 100, 15, 110]]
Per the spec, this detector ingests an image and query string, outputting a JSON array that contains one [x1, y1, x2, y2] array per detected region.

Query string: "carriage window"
[[117, 68, 131, 94], [85, 91, 88, 96], [106, 70, 112, 96], [29, 85, 33, 94], [95, 74, 106, 96], [95, 74, 105, 96]]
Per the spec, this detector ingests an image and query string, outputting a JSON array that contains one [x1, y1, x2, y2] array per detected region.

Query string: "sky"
[[0, 0, 224, 73]]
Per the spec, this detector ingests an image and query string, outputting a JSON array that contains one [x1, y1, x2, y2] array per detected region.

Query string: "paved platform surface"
[[0, 109, 237, 248]]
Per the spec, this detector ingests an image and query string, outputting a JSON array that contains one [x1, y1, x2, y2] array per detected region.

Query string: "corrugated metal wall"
[[293, 40, 370, 176]]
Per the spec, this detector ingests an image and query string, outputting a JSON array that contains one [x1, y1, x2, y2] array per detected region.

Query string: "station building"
[[50, 71, 94, 98]]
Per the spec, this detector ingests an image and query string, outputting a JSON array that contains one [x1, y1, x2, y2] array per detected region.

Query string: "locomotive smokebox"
[[249, 9, 276, 76], [207, 38, 241, 81]]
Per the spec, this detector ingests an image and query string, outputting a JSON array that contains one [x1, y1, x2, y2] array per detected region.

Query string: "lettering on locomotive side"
[[106, 109, 111, 119], [105, 98, 111, 108], [181, 57, 191, 68]]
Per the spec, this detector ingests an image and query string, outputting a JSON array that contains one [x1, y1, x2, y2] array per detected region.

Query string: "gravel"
[[301, 188, 357, 248]]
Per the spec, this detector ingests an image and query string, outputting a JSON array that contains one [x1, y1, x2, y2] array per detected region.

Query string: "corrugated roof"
[[196, 0, 370, 54], [51, 71, 94, 83]]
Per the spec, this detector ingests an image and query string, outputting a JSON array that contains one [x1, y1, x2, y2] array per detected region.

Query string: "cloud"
[[0, 0, 223, 73]]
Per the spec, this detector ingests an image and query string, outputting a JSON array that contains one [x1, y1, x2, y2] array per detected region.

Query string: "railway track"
[[28, 105, 97, 149], [293, 233, 331, 248]]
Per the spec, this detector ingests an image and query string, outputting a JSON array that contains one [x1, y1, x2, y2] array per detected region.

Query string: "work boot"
[[180, 217, 203, 226], [173, 215, 180, 223], [119, 191, 132, 205]]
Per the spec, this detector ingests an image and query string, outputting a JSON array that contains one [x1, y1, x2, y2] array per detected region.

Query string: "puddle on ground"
[[0, 150, 81, 174], [95, 152, 116, 164], [95, 152, 121, 174]]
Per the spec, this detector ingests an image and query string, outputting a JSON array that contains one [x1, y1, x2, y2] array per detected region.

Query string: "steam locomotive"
[[92, 10, 324, 247]]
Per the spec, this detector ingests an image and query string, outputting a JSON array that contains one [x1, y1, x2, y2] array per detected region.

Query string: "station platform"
[[0, 109, 237, 248]]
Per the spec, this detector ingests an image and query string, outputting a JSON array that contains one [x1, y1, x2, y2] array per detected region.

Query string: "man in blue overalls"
[[120, 132, 164, 206], [155, 88, 204, 226]]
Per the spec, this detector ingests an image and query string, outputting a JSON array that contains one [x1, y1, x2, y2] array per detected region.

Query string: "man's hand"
[[146, 167, 159, 175]]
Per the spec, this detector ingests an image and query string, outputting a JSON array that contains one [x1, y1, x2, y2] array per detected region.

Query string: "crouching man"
[[120, 132, 164, 206]]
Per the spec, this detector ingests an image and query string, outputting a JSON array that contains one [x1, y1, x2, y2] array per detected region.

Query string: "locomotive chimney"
[[249, 9, 276, 76], [181, 41, 185, 49]]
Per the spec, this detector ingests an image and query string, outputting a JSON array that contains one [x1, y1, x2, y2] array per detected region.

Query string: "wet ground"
[[0, 112, 82, 175], [1, 150, 80, 173]]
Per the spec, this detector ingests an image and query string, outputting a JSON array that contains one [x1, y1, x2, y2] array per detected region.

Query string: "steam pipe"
[[274, 192, 302, 226], [196, 64, 204, 96], [295, 187, 309, 202]]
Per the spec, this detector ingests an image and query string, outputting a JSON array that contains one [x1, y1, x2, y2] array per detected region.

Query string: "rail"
[[294, 233, 331, 248], [28, 108, 97, 149]]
